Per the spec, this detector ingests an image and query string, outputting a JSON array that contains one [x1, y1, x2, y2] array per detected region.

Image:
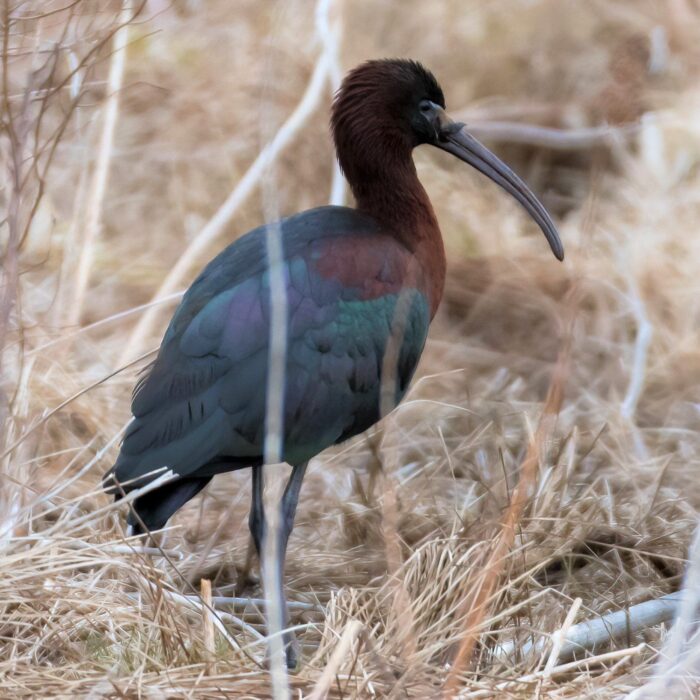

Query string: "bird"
[[104, 58, 564, 668]]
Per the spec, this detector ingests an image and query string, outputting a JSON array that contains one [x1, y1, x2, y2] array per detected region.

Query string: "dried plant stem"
[[627, 523, 700, 698], [379, 443, 418, 678], [464, 120, 637, 151], [463, 643, 646, 699], [315, 0, 345, 205], [183, 595, 321, 612], [200, 578, 216, 674], [622, 296, 653, 419], [261, 469, 289, 699], [68, 0, 131, 327], [0, 347, 156, 463], [259, 5, 294, 692], [33, 291, 184, 357], [70, 541, 184, 559], [443, 347, 568, 696], [542, 596, 582, 676], [495, 592, 681, 664], [378, 286, 422, 669], [621, 278, 653, 459], [162, 589, 261, 652], [309, 620, 363, 700]]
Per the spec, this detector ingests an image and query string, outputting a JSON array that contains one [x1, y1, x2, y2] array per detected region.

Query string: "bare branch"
[[493, 592, 681, 664], [465, 120, 638, 151], [68, 0, 132, 326]]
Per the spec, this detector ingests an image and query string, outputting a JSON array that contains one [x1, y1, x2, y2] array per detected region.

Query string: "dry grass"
[[2, 0, 700, 697]]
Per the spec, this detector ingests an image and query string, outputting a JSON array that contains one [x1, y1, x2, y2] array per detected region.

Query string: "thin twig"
[[626, 523, 700, 698], [315, 0, 344, 205], [621, 276, 653, 460], [182, 594, 321, 612], [69, 0, 131, 326], [200, 578, 216, 675], [308, 620, 363, 700], [494, 592, 681, 664], [462, 644, 646, 699], [162, 588, 264, 651], [30, 291, 183, 356], [68, 541, 184, 560], [543, 596, 582, 676], [463, 120, 638, 151], [258, 4, 296, 696], [0, 347, 156, 462]]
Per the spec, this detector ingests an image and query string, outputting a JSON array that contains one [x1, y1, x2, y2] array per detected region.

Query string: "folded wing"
[[106, 207, 430, 492]]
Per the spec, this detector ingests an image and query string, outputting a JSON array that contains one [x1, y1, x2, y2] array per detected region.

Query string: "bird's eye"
[[419, 100, 433, 113]]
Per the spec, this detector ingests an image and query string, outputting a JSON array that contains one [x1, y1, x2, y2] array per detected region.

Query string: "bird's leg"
[[279, 462, 307, 550], [273, 461, 307, 670], [237, 465, 265, 594], [245, 462, 307, 669]]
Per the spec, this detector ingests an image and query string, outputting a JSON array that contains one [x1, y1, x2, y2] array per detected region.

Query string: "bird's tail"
[[124, 475, 212, 534], [103, 464, 211, 535]]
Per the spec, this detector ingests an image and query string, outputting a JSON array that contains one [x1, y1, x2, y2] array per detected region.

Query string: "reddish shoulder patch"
[[311, 234, 423, 302]]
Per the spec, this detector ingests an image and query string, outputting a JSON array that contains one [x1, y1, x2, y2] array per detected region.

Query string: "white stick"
[[315, 0, 345, 206], [621, 280, 653, 422], [542, 596, 582, 676], [259, 7, 294, 697], [68, 542, 183, 559], [257, 4, 341, 696], [260, 471, 289, 698], [182, 594, 321, 611], [69, 1, 131, 326], [463, 643, 645, 699], [626, 522, 700, 698], [463, 120, 637, 151], [494, 592, 682, 663]]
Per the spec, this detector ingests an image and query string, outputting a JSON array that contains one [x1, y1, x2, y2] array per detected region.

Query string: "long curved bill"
[[435, 115, 564, 261]]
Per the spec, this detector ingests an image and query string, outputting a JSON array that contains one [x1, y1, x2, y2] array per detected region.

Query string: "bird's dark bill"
[[436, 123, 564, 261]]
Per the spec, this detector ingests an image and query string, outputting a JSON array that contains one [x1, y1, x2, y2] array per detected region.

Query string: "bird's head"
[[331, 59, 564, 261]]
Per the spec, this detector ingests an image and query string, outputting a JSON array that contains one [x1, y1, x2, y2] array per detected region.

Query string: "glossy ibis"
[[104, 59, 563, 667]]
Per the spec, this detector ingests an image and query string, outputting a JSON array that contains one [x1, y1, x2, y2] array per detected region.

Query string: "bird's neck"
[[349, 158, 446, 318]]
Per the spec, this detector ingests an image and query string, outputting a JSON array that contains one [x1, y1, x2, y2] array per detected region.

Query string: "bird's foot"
[[234, 568, 260, 596], [285, 634, 301, 671], [265, 633, 300, 671], [235, 536, 260, 595]]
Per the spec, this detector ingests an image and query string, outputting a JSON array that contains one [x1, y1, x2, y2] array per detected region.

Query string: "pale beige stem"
[[69, 1, 131, 327], [261, 467, 289, 699], [200, 578, 215, 675], [308, 620, 364, 700], [542, 596, 582, 676]]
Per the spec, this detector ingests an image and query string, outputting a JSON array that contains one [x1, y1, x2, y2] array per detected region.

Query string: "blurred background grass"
[[1, 0, 700, 697]]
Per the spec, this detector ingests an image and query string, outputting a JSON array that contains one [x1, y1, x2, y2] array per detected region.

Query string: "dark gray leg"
[[246, 463, 307, 669], [249, 464, 265, 556], [236, 465, 265, 594], [275, 462, 307, 669], [279, 462, 307, 550]]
